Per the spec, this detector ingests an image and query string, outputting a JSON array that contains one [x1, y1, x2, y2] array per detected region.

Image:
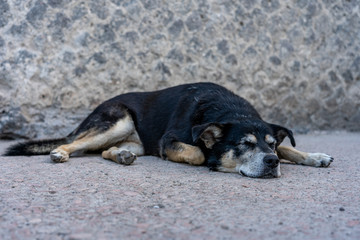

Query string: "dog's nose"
[[263, 155, 279, 168]]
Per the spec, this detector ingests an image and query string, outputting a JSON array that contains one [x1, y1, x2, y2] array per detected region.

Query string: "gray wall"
[[0, 0, 359, 139]]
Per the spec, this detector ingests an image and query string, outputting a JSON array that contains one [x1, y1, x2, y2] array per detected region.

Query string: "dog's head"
[[192, 120, 295, 178]]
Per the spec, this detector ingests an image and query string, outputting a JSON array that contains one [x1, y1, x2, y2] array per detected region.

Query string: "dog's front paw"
[[305, 153, 334, 167], [50, 149, 69, 163], [115, 150, 137, 165]]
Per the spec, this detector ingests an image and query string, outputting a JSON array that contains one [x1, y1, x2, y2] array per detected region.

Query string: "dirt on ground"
[[0, 132, 359, 240]]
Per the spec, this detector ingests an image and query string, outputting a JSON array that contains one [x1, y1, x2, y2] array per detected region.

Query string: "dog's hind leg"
[[276, 145, 334, 167], [101, 131, 144, 165], [50, 114, 135, 163]]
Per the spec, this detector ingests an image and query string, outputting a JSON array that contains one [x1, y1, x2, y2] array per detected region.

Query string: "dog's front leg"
[[159, 132, 205, 165], [165, 142, 205, 165], [276, 145, 333, 167]]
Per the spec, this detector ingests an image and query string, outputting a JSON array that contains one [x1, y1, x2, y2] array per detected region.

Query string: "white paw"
[[305, 153, 334, 167], [50, 149, 69, 163]]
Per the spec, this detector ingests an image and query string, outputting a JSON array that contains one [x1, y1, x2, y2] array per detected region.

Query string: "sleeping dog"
[[5, 82, 333, 178]]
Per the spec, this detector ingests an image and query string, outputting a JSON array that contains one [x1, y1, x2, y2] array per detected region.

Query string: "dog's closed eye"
[[265, 134, 276, 147], [243, 140, 256, 147]]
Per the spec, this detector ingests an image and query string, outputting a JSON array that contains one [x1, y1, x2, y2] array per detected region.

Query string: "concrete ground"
[[0, 132, 359, 240]]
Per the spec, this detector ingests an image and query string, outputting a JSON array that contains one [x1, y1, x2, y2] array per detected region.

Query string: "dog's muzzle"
[[238, 154, 281, 178]]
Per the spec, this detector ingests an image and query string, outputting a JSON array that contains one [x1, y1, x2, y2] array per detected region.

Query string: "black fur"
[[114, 82, 288, 155], [4, 82, 295, 170]]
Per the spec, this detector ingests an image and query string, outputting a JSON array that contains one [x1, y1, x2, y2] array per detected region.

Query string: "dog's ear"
[[192, 123, 224, 149], [268, 123, 296, 147]]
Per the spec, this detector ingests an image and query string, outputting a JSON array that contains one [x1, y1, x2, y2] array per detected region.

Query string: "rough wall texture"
[[0, 0, 359, 139]]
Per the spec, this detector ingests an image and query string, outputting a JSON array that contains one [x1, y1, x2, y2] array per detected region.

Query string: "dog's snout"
[[263, 155, 279, 168]]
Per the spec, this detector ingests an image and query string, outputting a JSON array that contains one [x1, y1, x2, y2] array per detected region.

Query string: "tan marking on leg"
[[102, 146, 119, 160], [276, 146, 307, 163], [51, 114, 135, 163], [75, 128, 98, 139], [165, 142, 205, 165], [277, 145, 333, 167], [119, 130, 143, 149]]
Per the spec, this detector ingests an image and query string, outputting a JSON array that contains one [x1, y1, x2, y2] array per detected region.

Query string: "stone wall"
[[0, 0, 359, 139]]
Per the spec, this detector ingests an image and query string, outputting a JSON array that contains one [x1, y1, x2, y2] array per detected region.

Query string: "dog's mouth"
[[239, 170, 247, 176]]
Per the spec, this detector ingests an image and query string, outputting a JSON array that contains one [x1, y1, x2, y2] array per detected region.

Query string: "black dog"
[[5, 82, 333, 178]]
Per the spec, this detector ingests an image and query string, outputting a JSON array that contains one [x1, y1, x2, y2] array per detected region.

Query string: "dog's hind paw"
[[305, 153, 334, 167], [115, 150, 137, 165], [50, 149, 69, 163]]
